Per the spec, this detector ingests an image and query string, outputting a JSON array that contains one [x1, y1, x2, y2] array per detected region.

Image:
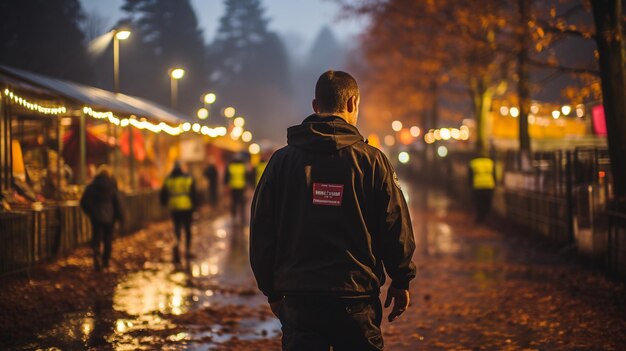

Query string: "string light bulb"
[[4, 89, 67, 115]]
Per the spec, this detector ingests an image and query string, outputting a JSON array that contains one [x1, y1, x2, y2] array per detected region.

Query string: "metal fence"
[[0, 190, 167, 276], [608, 210, 626, 278]]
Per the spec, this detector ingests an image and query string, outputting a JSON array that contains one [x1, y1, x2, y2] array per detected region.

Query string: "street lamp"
[[204, 92, 217, 105], [169, 68, 185, 109], [223, 106, 236, 118], [113, 29, 131, 93], [234, 116, 245, 128], [197, 108, 209, 120], [202, 92, 216, 122], [391, 120, 403, 132]]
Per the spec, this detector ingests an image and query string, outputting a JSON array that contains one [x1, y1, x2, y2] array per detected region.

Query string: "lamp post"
[[169, 68, 185, 109], [113, 30, 131, 94]]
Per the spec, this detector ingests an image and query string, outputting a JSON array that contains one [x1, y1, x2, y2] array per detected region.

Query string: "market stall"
[[0, 64, 216, 275]]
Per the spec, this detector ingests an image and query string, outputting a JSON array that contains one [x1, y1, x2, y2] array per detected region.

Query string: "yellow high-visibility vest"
[[469, 157, 495, 190], [165, 176, 193, 210], [228, 163, 246, 189], [255, 161, 267, 185]]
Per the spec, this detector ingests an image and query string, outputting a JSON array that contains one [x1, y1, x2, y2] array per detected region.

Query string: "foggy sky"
[[80, 0, 366, 57]]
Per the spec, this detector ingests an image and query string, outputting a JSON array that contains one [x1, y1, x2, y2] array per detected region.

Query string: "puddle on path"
[[23, 215, 280, 350]]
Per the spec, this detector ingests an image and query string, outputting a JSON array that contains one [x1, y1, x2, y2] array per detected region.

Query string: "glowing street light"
[[242, 131, 252, 142], [424, 132, 435, 144], [500, 106, 509, 116], [249, 143, 261, 154], [561, 105, 572, 116], [197, 108, 209, 120], [391, 120, 403, 132], [169, 68, 185, 108], [234, 116, 245, 128], [576, 104, 585, 117], [231, 126, 244, 139], [437, 145, 448, 158], [113, 29, 131, 93], [530, 104, 539, 114], [398, 152, 410, 164], [115, 30, 131, 40], [510, 107, 520, 118], [204, 93, 217, 105], [409, 126, 421, 137], [224, 106, 236, 118], [201, 92, 216, 122], [552, 110, 561, 119], [170, 68, 185, 79], [440, 128, 451, 140]]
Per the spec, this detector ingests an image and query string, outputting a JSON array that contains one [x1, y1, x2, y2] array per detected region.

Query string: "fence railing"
[[0, 190, 167, 276], [608, 210, 626, 278]]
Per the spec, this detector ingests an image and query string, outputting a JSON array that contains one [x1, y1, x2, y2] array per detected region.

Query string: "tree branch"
[[535, 19, 596, 39], [528, 58, 599, 75]]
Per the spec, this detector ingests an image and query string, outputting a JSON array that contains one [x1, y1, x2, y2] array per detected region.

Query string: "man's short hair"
[[315, 70, 359, 113]]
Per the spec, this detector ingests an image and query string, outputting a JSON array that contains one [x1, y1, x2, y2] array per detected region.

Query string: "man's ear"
[[312, 99, 320, 113], [347, 95, 358, 113]]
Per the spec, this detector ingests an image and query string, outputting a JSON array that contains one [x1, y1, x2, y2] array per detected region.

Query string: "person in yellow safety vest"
[[468, 155, 496, 223], [160, 161, 198, 264], [254, 158, 268, 186], [224, 155, 248, 224]]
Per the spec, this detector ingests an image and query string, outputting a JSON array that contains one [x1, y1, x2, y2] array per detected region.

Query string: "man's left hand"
[[384, 286, 410, 322]]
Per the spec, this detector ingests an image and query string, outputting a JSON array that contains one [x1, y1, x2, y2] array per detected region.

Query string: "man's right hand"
[[384, 286, 410, 322]]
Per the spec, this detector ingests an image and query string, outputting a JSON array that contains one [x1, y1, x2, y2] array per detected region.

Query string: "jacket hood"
[[287, 114, 364, 152], [90, 173, 116, 192]]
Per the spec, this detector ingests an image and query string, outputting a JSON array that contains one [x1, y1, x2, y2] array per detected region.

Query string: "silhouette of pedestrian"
[[160, 161, 198, 263], [80, 165, 124, 271]]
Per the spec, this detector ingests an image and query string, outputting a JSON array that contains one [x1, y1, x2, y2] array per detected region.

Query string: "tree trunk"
[[517, 0, 532, 156], [471, 76, 495, 156], [591, 0, 626, 201]]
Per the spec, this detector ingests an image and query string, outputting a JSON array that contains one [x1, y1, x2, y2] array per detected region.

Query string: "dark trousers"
[[171, 211, 192, 261], [279, 296, 384, 351], [209, 188, 218, 208], [230, 189, 245, 223], [474, 189, 493, 222], [90, 220, 114, 269]]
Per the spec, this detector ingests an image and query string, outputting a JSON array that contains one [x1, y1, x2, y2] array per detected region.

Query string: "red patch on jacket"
[[312, 183, 344, 206]]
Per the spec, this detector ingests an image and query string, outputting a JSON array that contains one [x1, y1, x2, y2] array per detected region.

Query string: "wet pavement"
[[1, 187, 625, 350]]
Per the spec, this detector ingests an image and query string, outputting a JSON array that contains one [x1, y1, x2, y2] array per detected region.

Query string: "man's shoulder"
[[269, 145, 294, 161], [350, 141, 389, 164]]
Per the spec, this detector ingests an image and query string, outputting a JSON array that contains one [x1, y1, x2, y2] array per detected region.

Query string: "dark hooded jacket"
[[250, 114, 416, 302], [80, 174, 124, 224]]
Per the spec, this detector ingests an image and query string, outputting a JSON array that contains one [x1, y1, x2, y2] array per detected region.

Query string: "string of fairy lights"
[[4, 88, 228, 138], [3, 88, 67, 115]]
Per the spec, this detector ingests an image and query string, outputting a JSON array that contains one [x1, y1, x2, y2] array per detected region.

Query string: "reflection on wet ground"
[[8, 186, 625, 350], [27, 215, 280, 350]]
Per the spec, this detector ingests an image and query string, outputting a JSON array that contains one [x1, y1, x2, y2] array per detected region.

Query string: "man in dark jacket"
[[80, 165, 124, 271], [160, 161, 198, 263], [250, 70, 416, 351]]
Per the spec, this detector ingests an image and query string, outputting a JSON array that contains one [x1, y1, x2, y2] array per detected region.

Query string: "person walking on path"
[[468, 154, 496, 222], [254, 157, 268, 187], [203, 156, 219, 210], [80, 165, 124, 271], [160, 161, 198, 263], [224, 154, 248, 225], [250, 70, 416, 351]]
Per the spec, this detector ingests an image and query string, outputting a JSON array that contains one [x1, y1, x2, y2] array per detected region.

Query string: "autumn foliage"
[[339, 0, 600, 152]]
